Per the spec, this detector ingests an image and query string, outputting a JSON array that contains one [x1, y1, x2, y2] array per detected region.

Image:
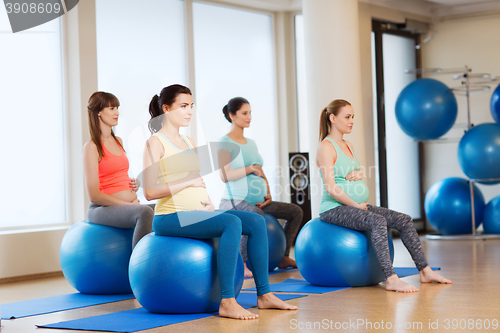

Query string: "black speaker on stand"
[[289, 152, 312, 242]]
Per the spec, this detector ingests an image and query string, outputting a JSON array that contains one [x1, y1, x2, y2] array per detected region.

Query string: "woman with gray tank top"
[[316, 99, 452, 292]]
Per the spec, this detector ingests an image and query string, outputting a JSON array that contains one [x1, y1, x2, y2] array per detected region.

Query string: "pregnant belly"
[[109, 190, 138, 203], [337, 179, 369, 203], [245, 175, 268, 205]]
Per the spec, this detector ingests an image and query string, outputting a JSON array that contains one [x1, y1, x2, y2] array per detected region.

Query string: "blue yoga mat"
[[243, 267, 442, 293], [1, 293, 134, 319], [37, 293, 306, 333], [245, 267, 298, 279], [394, 266, 440, 278], [244, 278, 349, 293]]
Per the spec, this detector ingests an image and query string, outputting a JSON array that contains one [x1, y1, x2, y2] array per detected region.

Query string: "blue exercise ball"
[[483, 196, 500, 234], [395, 78, 458, 140], [457, 123, 500, 184], [424, 178, 485, 235], [60, 221, 134, 294], [248, 213, 286, 272], [295, 218, 394, 287], [129, 234, 244, 314], [490, 84, 500, 123]]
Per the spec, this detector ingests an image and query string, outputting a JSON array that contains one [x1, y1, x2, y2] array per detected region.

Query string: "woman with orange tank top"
[[143, 84, 297, 320], [83, 92, 154, 248]]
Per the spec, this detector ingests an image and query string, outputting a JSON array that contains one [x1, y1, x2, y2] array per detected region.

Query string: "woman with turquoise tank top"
[[218, 97, 303, 277], [142, 85, 297, 320], [317, 99, 451, 292]]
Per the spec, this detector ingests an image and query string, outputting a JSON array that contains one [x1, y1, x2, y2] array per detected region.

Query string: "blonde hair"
[[319, 99, 351, 141]]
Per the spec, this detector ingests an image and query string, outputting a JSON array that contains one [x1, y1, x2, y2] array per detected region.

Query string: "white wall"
[[421, 14, 500, 221]]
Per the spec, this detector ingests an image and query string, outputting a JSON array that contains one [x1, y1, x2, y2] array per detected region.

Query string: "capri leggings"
[[153, 209, 272, 298], [319, 204, 428, 278], [219, 199, 303, 262], [87, 203, 154, 248]]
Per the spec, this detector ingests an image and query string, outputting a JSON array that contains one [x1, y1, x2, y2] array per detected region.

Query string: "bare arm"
[[218, 149, 260, 183], [142, 136, 205, 201], [317, 140, 365, 209], [83, 141, 136, 206], [255, 168, 272, 208]]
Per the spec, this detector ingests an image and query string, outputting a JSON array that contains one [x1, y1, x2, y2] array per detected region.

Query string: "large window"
[[0, 11, 66, 230], [95, 0, 187, 202], [192, 2, 278, 206], [294, 14, 309, 153]]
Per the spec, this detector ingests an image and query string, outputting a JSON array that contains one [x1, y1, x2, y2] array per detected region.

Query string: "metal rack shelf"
[[405, 65, 500, 240]]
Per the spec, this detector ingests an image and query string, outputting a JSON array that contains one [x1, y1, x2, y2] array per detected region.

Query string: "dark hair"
[[87, 91, 124, 159], [222, 97, 249, 123], [148, 84, 192, 133], [319, 99, 352, 141]]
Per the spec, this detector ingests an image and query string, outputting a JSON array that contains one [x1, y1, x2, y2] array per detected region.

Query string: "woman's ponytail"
[[222, 104, 231, 122], [319, 100, 351, 141], [319, 107, 330, 141], [222, 97, 249, 123], [148, 94, 162, 134], [147, 85, 192, 134]]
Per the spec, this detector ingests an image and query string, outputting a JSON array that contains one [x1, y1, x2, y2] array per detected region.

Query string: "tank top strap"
[[180, 134, 194, 150], [323, 137, 354, 159], [153, 132, 194, 152], [101, 140, 124, 156]]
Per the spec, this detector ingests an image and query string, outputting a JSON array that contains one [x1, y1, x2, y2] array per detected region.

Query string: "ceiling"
[[425, 0, 495, 5], [219, 0, 500, 17]]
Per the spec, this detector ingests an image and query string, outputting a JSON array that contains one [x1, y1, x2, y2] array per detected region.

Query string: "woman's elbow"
[[219, 171, 229, 183], [87, 190, 100, 204], [144, 190, 155, 201]]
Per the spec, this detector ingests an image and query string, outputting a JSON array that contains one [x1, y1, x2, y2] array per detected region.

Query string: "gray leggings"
[[87, 203, 154, 248], [219, 199, 303, 262], [320, 205, 428, 278]]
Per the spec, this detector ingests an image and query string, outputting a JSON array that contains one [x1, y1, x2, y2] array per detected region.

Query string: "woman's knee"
[[399, 213, 415, 229], [290, 204, 304, 219], [221, 214, 243, 235], [367, 215, 388, 231], [138, 205, 155, 221], [242, 214, 266, 237]]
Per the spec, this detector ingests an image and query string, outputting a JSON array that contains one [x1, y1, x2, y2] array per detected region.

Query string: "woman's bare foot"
[[420, 266, 452, 284], [219, 298, 258, 320], [243, 262, 253, 278], [278, 256, 297, 269], [386, 275, 419, 292], [257, 293, 298, 310]]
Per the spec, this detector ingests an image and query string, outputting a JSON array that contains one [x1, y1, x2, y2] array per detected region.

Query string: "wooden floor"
[[1, 237, 500, 333]]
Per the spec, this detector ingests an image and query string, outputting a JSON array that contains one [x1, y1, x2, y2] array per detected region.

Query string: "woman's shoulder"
[[245, 137, 258, 146], [318, 138, 337, 157], [319, 137, 336, 150], [146, 134, 162, 147], [83, 139, 97, 152]]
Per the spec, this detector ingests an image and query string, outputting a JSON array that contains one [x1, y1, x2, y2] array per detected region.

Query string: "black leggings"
[[320, 205, 428, 278]]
